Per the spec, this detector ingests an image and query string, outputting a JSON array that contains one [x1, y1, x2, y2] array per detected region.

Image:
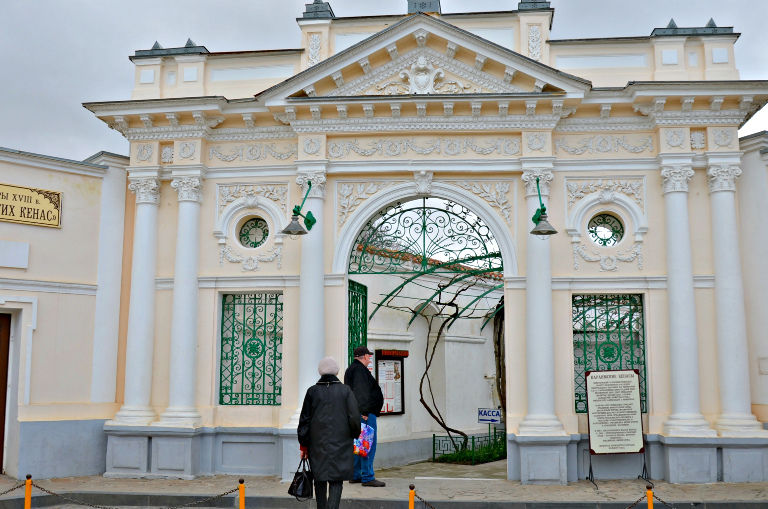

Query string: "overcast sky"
[[1, 0, 766, 161]]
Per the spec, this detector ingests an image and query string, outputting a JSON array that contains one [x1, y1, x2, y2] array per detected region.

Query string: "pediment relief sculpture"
[[327, 46, 527, 97]]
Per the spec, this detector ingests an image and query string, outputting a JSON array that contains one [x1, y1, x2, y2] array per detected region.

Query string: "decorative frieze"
[[528, 26, 542, 62], [554, 135, 653, 155], [665, 129, 687, 149], [712, 128, 735, 148], [448, 181, 513, 225], [337, 181, 402, 226], [566, 179, 643, 211], [527, 133, 547, 152], [128, 177, 160, 204], [661, 165, 694, 194], [178, 142, 195, 159], [707, 165, 741, 193], [573, 243, 643, 272], [218, 184, 288, 213], [208, 143, 298, 162], [136, 144, 153, 162], [290, 115, 560, 134], [522, 169, 553, 197], [171, 177, 203, 203], [220, 244, 282, 271], [555, 117, 654, 132], [303, 137, 322, 156], [326, 137, 521, 159], [119, 125, 295, 142]]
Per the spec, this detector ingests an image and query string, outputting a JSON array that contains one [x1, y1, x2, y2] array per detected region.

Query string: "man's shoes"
[[349, 479, 362, 484], [362, 480, 386, 487]]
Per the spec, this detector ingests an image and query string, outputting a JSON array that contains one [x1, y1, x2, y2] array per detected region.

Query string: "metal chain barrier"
[[653, 493, 678, 509], [30, 482, 240, 509], [0, 483, 25, 497], [624, 493, 647, 509]]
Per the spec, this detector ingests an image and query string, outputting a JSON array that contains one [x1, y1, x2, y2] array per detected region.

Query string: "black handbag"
[[288, 458, 313, 501]]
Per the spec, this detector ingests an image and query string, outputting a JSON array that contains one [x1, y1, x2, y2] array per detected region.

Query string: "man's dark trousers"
[[354, 413, 377, 482]]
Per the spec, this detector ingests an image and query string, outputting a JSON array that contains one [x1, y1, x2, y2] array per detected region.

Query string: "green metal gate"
[[348, 280, 368, 365], [572, 294, 647, 413], [220, 293, 283, 405]]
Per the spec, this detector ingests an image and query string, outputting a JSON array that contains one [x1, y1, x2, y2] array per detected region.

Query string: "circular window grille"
[[239, 217, 269, 248], [587, 213, 624, 247]]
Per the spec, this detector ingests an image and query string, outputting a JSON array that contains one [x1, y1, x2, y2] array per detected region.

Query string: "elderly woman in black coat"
[[298, 357, 361, 509]]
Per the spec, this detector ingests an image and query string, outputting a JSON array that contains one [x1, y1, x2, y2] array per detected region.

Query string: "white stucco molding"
[[566, 190, 647, 242], [0, 296, 37, 405], [333, 181, 518, 277], [367, 330, 416, 343], [214, 195, 287, 245]]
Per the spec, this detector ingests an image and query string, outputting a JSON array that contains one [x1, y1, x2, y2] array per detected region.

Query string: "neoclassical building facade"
[[2, 0, 768, 484]]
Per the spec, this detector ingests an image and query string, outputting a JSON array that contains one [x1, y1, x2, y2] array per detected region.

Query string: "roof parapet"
[[408, 0, 441, 14], [651, 18, 734, 37], [518, 0, 551, 10], [134, 40, 209, 59]]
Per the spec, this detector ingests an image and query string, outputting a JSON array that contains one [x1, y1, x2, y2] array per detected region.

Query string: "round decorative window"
[[239, 217, 269, 248], [587, 213, 624, 247]]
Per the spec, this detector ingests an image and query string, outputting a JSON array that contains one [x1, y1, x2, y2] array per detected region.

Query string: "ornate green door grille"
[[572, 294, 647, 413], [220, 293, 283, 405], [348, 280, 368, 365]]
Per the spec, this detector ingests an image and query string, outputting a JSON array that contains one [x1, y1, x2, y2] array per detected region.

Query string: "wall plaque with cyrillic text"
[[0, 183, 61, 228], [586, 369, 644, 455]]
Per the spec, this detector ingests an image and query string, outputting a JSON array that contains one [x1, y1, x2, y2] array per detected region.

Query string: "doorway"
[[0, 314, 11, 469]]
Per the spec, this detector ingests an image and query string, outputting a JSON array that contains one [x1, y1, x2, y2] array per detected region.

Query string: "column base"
[[517, 415, 567, 436], [715, 413, 768, 437], [153, 407, 203, 428], [107, 405, 157, 426], [662, 414, 717, 437]]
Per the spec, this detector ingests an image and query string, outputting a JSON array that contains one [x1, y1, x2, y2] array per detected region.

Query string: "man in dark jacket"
[[298, 357, 361, 509], [344, 346, 385, 487]]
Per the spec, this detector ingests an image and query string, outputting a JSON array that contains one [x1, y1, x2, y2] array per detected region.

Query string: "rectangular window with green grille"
[[220, 293, 283, 405], [348, 280, 368, 366], [572, 294, 647, 414]]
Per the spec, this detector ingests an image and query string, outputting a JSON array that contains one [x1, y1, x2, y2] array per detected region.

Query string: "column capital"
[[661, 164, 695, 194], [707, 164, 742, 193], [171, 176, 203, 202], [296, 171, 327, 199], [128, 176, 161, 204], [521, 169, 554, 197]]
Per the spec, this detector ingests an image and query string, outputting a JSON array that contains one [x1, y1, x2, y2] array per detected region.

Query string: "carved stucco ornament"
[[171, 177, 203, 203], [128, 177, 160, 205], [414, 171, 433, 195], [707, 165, 741, 193], [661, 165, 694, 194]]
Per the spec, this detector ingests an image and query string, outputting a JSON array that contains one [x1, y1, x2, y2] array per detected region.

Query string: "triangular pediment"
[[257, 13, 591, 105]]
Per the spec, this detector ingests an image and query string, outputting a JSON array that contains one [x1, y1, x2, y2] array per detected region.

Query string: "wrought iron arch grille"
[[220, 293, 283, 405], [349, 199, 503, 276], [572, 294, 647, 413]]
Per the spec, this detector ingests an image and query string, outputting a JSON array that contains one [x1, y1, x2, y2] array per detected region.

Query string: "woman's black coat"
[[298, 375, 362, 481]]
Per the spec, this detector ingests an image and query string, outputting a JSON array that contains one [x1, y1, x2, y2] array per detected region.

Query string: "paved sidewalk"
[[0, 461, 767, 508]]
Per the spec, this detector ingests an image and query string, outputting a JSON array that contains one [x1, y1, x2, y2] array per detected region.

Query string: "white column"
[[90, 155, 127, 403], [285, 168, 327, 428], [706, 154, 767, 436], [110, 174, 161, 425], [156, 175, 204, 427], [659, 157, 715, 436], [518, 167, 565, 435]]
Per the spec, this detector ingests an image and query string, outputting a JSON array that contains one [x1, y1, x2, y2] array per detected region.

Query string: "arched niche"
[[214, 195, 287, 245]]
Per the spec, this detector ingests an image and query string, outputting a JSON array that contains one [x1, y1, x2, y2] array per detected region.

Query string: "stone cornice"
[[290, 114, 561, 133], [555, 116, 654, 132], [115, 125, 296, 142]]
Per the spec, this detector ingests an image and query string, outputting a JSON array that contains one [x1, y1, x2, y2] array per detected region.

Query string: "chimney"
[[408, 0, 441, 14]]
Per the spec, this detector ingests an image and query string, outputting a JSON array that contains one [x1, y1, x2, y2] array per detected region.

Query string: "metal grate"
[[348, 280, 368, 365], [220, 293, 283, 405], [572, 294, 647, 413]]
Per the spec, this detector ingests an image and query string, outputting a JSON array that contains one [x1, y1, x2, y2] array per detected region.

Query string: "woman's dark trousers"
[[314, 480, 343, 509]]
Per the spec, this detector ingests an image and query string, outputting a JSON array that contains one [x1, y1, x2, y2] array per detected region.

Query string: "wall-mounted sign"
[[0, 183, 61, 228], [586, 369, 644, 455], [375, 349, 408, 416]]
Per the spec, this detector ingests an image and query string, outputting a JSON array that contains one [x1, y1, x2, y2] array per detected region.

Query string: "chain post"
[[409, 484, 415, 509], [24, 475, 31, 509], [432, 434, 435, 462], [238, 479, 245, 509], [646, 485, 653, 509], [472, 436, 476, 465]]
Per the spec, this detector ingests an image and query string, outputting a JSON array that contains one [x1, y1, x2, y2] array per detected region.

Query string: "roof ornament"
[[517, 0, 551, 10], [151, 41, 162, 50], [651, 19, 733, 37], [185, 39, 196, 48], [407, 0, 441, 14], [303, 0, 335, 18], [706, 18, 717, 28], [666, 19, 678, 29]]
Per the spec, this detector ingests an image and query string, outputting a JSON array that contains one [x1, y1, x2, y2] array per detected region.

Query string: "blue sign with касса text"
[[477, 408, 502, 424]]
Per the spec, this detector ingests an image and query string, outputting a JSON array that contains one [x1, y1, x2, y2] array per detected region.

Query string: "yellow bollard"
[[646, 484, 653, 509], [409, 484, 415, 509], [238, 479, 245, 509], [24, 475, 31, 509]]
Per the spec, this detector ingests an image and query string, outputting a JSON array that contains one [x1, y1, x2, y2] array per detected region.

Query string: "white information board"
[[586, 370, 644, 455]]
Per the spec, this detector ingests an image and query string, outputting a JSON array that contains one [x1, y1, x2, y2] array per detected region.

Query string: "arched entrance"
[[336, 184, 515, 466]]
